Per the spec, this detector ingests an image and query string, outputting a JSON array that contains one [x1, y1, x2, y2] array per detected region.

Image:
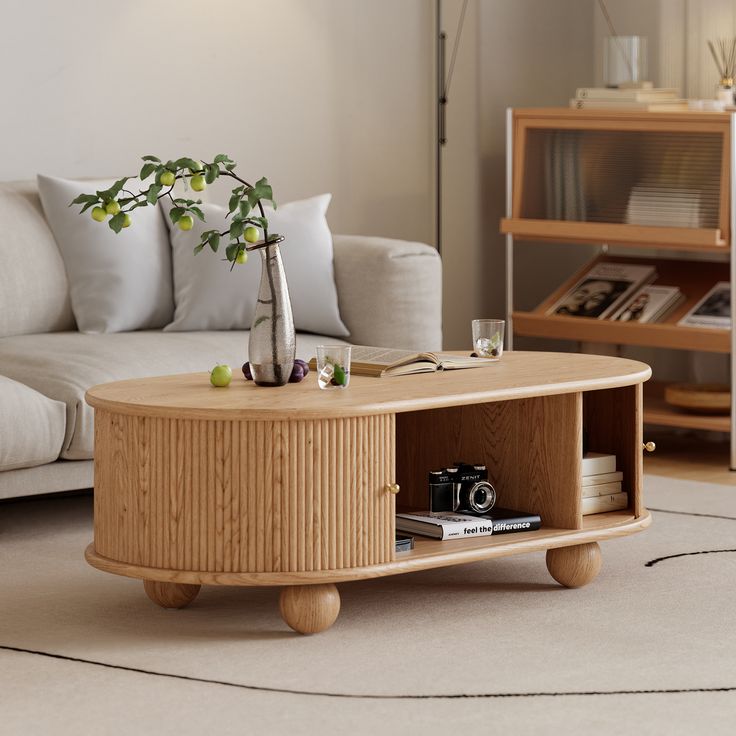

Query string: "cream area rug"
[[1, 475, 735, 735]]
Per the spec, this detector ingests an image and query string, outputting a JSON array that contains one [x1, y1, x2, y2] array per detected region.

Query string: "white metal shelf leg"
[[506, 234, 514, 350], [506, 107, 514, 351], [730, 114, 736, 469]]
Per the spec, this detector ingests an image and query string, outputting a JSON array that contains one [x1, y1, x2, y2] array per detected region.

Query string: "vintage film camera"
[[428, 463, 496, 516]]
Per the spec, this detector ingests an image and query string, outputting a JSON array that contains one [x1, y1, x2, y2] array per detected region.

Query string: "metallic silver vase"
[[248, 242, 295, 387]]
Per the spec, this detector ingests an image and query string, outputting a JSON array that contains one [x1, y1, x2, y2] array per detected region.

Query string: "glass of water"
[[316, 345, 352, 390], [472, 319, 505, 360]]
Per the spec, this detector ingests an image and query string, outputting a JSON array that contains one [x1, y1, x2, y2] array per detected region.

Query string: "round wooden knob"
[[386, 483, 400, 495], [643, 441, 656, 452]]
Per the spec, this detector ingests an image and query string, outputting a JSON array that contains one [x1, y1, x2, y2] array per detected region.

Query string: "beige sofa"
[[0, 181, 442, 500]]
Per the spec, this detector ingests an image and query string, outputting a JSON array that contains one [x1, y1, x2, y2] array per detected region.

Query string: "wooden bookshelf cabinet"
[[502, 108, 736, 467], [84, 354, 651, 634]]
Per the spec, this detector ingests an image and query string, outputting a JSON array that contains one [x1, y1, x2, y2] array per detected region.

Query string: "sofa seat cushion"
[[0, 331, 346, 460], [0, 375, 66, 471]]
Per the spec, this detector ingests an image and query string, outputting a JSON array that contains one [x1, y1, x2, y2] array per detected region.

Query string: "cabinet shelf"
[[397, 511, 645, 569], [501, 218, 726, 252], [643, 382, 730, 432], [505, 108, 736, 458], [513, 311, 730, 353], [514, 254, 731, 353]]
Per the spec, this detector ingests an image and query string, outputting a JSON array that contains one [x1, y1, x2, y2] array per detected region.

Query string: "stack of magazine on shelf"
[[570, 85, 687, 111], [677, 282, 731, 329], [548, 262, 657, 320], [582, 453, 627, 515]]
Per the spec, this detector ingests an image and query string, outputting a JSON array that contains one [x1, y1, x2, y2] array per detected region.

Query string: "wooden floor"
[[643, 429, 736, 485]]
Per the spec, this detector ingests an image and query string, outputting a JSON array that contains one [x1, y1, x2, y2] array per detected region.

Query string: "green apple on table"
[[210, 364, 233, 387]]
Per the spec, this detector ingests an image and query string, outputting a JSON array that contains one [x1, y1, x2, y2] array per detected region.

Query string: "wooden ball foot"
[[143, 580, 201, 608], [279, 583, 340, 634], [546, 542, 602, 588]]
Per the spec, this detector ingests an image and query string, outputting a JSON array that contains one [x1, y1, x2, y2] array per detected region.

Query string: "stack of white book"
[[570, 86, 688, 111], [582, 452, 627, 515]]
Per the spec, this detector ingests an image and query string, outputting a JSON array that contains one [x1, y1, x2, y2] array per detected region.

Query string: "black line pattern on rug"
[[649, 507, 736, 522], [2, 645, 735, 700], [645, 508, 736, 568], [646, 548, 736, 568]]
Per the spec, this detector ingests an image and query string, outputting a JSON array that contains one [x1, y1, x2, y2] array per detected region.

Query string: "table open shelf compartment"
[[583, 384, 643, 519], [393, 384, 644, 561]]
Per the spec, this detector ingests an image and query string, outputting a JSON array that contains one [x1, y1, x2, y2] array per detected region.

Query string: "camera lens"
[[466, 481, 496, 514]]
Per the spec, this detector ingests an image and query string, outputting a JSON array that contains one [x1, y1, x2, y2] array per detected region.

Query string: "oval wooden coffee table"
[[85, 351, 651, 634]]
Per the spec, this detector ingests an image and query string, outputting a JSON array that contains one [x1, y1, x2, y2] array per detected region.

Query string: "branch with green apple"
[[70, 154, 279, 268]]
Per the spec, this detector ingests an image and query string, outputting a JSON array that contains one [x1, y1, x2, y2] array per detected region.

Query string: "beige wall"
[[594, 0, 736, 97], [5, 0, 635, 352], [440, 0, 595, 348], [1, 0, 435, 244]]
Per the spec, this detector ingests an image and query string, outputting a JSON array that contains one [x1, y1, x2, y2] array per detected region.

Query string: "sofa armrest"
[[332, 234, 442, 351]]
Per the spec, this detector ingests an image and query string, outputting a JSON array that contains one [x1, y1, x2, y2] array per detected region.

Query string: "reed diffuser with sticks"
[[708, 37, 736, 103]]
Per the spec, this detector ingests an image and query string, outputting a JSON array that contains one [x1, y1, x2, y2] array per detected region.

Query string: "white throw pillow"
[[37, 174, 174, 333], [164, 194, 349, 337]]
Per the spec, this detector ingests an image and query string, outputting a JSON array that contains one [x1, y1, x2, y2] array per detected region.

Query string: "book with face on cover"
[[547, 262, 657, 320], [610, 285, 684, 324], [309, 346, 497, 378], [678, 282, 731, 329]]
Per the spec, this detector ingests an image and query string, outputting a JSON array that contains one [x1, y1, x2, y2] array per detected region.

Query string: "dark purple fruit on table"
[[470, 352, 479, 358], [294, 358, 310, 375], [289, 363, 306, 383], [242, 362, 253, 380]]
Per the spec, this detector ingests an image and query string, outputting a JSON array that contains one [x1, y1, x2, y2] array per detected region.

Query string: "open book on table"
[[333, 346, 497, 378]]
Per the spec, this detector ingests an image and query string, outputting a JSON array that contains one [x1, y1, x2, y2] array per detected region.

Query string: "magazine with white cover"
[[611, 285, 683, 323], [678, 282, 731, 329], [547, 262, 657, 319]]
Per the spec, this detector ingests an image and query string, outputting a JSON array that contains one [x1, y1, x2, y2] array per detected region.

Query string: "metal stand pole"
[[505, 107, 514, 350], [436, 2, 445, 255], [730, 113, 736, 469]]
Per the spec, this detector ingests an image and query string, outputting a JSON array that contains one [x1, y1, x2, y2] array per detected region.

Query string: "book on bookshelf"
[[547, 263, 657, 319], [395, 508, 542, 541], [626, 185, 702, 228], [582, 491, 628, 515], [610, 285, 684, 324], [678, 282, 731, 329], [574, 87, 678, 101], [320, 346, 497, 378], [582, 452, 617, 476], [570, 98, 687, 111], [582, 481, 623, 499]]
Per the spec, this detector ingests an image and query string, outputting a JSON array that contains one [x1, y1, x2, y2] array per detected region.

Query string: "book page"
[[435, 353, 496, 369], [350, 346, 432, 368]]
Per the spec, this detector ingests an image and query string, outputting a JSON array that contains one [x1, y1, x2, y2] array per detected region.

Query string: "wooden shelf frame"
[[503, 108, 736, 467], [505, 108, 731, 252], [643, 381, 730, 432], [513, 254, 731, 353], [500, 218, 727, 252]]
